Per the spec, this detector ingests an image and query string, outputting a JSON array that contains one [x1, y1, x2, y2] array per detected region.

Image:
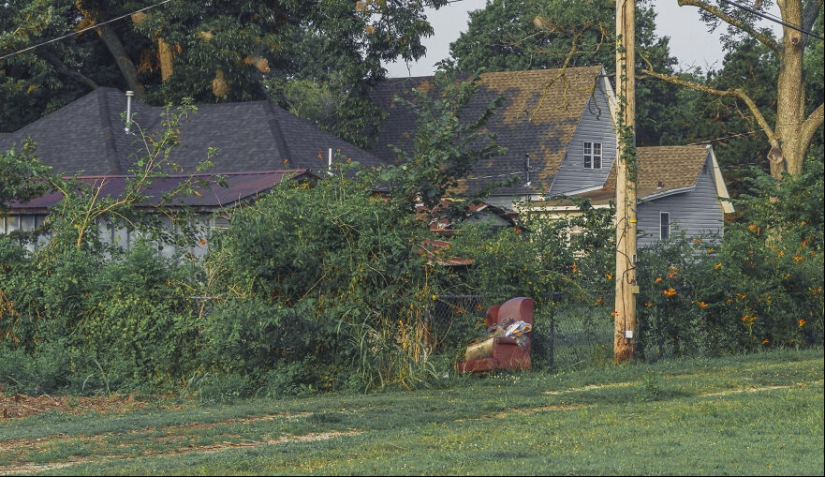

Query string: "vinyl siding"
[[548, 85, 616, 196], [636, 158, 725, 247]]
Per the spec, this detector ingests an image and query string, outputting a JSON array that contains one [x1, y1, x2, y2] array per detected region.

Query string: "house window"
[[660, 212, 671, 240], [584, 142, 602, 169]]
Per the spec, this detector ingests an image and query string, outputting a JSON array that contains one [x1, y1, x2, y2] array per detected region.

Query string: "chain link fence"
[[432, 294, 615, 371]]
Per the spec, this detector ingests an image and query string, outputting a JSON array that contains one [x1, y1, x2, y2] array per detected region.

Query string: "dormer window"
[[584, 142, 602, 169]]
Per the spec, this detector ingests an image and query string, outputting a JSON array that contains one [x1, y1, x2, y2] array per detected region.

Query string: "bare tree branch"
[[38, 49, 98, 91], [677, 0, 782, 54], [801, 0, 824, 48], [640, 66, 779, 147], [800, 102, 825, 152]]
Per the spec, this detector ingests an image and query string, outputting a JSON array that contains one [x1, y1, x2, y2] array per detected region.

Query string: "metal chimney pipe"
[[124, 91, 134, 134]]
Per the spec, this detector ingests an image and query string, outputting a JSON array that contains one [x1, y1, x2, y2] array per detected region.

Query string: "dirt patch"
[[544, 382, 635, 395], [0, 393, 149, 420], [698, 380, 823, 397]]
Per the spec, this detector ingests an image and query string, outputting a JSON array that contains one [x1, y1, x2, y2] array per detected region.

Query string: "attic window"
[[584, 142, 602, 169]]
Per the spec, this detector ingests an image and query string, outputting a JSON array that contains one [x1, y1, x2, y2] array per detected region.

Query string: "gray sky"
[[384, 0, 782, 78]]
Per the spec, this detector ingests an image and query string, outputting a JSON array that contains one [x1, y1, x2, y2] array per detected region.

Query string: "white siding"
[[637, 159, 725, 247], [548, 85, 616, 196]]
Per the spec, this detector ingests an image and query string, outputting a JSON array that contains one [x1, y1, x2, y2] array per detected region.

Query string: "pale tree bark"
[[643, 0, 824, 179], [76, 1, 145, 98]]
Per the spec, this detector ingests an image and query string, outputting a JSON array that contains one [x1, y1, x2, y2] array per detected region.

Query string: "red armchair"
[[459, 297, 534, 373]]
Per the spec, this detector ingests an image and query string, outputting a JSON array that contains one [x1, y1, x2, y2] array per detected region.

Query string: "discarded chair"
[[459, 297, 534, 373]]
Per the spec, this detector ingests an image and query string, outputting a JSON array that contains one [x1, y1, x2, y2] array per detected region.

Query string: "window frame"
[[584, 141, 602, 169], [660, 211, 671, 240]]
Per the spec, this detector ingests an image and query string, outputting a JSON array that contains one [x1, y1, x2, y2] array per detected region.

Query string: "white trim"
[[583, 141, 603, 169], [709, 147, 735, 214], [639, 186, 695, 202]]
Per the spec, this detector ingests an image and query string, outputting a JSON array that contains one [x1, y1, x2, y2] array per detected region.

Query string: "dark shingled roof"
[[12, 170, 317, 211], [369, 66, 605, 197], [0, 88, 383, 176]]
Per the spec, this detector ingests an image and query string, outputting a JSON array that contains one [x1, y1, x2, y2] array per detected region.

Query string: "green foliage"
[[383, 69, 507, 211], [202, 166, 441, 393], [637, 160, 824, 359], [0, 138, 52, 212]]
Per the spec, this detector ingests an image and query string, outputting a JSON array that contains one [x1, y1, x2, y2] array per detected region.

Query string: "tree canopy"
[[643, 0, 824, 179], [0, 0, 448, 142]]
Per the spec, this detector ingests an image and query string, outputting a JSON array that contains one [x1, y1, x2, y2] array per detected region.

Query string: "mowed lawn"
[[1, 348, 822, 476]]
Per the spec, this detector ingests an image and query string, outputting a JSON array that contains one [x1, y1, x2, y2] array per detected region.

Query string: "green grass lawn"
[[1, 348, 822, 476]]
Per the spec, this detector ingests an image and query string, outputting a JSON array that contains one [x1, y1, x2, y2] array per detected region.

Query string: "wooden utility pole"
[[614, 0, 637, 361]]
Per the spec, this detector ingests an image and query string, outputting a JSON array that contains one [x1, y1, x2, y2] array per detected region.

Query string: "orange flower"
[[707, 248, 714, 254], [605, 272, 613, 280], [812, 287, 822, 295], [741, 314, 757, 327], [655, 277, 663, 283], [798, 319, 806, 327], [736, 293, 746, 300], [762, 339, 770, 344], [793, 255, 803, 263], [698, 301, 708, 308], [715, 263, 722, 269], [663, 288, 677, 297], [748, 224, 757, 231], [611, 310, 619, 317], [645, 301, 652, 308]]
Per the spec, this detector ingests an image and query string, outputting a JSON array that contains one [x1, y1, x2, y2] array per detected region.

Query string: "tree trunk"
[[157, 38, 174, 82], [96, 24, 145, 98], [75, 2, 144, 98], [773, 0, 807, 178]]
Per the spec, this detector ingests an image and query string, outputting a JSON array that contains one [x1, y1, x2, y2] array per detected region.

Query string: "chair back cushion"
[[496, 297, 534, 326]]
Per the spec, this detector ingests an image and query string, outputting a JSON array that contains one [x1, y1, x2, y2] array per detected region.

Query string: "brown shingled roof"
[[370, 66, 606, 197], [605, 145, 711, 199]]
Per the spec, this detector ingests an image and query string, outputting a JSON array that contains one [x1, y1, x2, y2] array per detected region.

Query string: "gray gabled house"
[[369, 66, 733, 245]]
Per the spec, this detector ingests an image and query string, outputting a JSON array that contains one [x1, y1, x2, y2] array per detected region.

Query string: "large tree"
[[0, 0, 448, 141], [446, 0, 690, 147], [643, 0, 824, 178]]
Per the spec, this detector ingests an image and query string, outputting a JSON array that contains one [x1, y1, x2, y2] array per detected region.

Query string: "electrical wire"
[[0, 0, 174, 62], [717, 0, 824, 40]]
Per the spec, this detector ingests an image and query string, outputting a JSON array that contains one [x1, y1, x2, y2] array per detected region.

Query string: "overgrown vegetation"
[[0, 73, 822, 401]]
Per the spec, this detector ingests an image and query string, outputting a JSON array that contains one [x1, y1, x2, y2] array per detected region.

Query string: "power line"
[[717, 0, 824, 41], [0, 0, 174, 62]]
